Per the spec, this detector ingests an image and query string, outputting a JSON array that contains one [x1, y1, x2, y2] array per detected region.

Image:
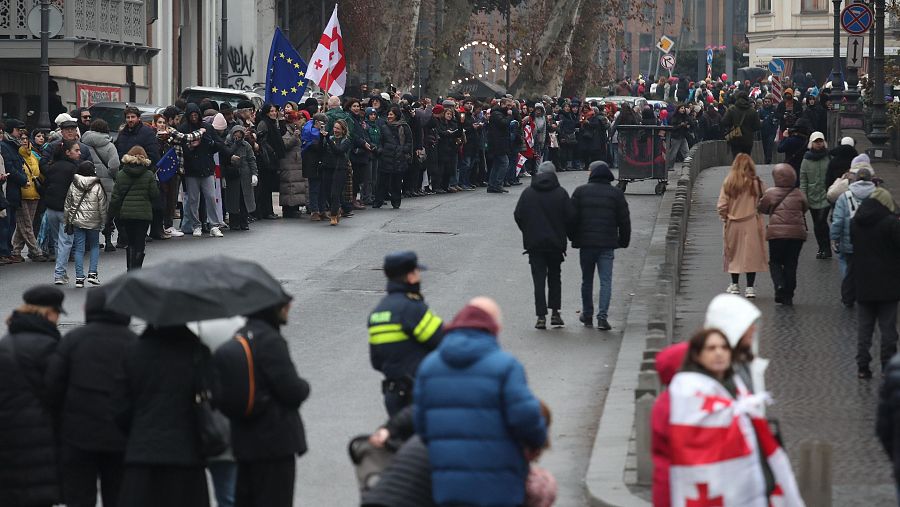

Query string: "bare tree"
[[508, 0, 583, 96]]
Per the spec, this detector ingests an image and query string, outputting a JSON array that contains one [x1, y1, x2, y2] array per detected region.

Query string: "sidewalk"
[[675, 163, 896, 506]]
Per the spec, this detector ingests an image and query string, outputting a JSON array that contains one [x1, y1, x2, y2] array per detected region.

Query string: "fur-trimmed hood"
[[121, 153, 150, 166]]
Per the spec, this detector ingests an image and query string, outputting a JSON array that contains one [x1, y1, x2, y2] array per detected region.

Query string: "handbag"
[[725, 110, 746, 143], [65, 182, 95, 235], [193, 346, 230, 459]]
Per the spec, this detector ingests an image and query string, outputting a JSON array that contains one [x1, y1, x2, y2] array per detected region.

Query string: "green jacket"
[[325, 107, 354, 137], [109, 154, 160, 221], [799, 149, 831, 209]]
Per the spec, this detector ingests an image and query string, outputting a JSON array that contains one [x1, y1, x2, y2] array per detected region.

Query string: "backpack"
[[844, 189, 861, 218], [211, 328, 269, 419]]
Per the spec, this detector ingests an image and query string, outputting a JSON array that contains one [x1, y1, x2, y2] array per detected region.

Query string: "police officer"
[[368, 251, 444, 416]]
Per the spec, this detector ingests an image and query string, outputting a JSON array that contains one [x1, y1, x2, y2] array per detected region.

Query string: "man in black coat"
[[514, 161, 576, 329], [487, 99, 513, 193], [570, 161, 631, 331], [46, 287, 137, 507], [113, 106, 160, 166], [231, 301, 310, 507], [851, 189, 900, 379]]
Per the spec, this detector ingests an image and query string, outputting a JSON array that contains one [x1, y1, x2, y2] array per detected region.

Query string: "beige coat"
[[718, 178, 769, 274]]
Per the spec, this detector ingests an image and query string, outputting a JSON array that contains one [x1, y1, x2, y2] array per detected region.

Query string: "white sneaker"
[[210, 227, 224, 238], [726, 283, 740, 294], [192, 227, 202, 237], [745, 287, 756, 298], [166, 227, 185, 237]]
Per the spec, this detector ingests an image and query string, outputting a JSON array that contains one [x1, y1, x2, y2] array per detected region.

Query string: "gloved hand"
[[251, 174, 259, 187]]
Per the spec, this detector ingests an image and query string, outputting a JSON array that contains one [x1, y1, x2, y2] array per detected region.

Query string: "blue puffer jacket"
[[414, 327, 546, 507]]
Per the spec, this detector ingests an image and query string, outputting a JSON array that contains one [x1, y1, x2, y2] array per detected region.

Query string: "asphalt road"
[[0, 171, 661, 506]]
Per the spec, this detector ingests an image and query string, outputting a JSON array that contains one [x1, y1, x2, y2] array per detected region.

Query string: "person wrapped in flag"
[[668, 328, 804, 507]]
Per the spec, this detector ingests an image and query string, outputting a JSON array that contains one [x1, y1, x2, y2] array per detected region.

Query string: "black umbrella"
[[104, 256, 291, 326]]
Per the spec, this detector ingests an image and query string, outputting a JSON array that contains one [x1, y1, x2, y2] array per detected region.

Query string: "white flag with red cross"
[[668, 372, 805, 507], [306, 5, 346, 96]]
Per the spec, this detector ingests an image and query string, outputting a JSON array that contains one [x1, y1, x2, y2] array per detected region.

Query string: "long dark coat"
[[223, 126, 258, 215], [279, 124, 308, 207]]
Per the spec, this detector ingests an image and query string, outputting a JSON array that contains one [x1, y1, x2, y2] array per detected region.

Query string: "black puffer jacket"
[[513, 172, 575, 253], [877, 353, 900, 479], [381, 120, 412, 174], [115, 121, 161, 166], [570, 162, 632, 249], [46, 288, 137, 452], [42, 158, 77, 212], [179, 103, 220, 178], [230, 316, 309, 461], [112, 326, 206, 465], [826, 144, 859, 187], [851, 198, 900, 303], [487, 107, 512, 156], [0, 311, 62, 507], [436, 117, 463, 158]]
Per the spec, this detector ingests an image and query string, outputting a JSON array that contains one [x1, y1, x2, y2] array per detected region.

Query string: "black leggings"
[[120, 219, 150, 254], [731, 272, 756, 287], [809, 208, 831, 253]]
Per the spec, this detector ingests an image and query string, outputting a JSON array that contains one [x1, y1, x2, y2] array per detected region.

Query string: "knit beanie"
[[537, 161, 556, 174], [871, 187, 896, 213], [211, 113, 227, 131]]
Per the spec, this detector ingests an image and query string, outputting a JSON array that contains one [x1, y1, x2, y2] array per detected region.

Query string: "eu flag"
[[156, 147, 178, 183], [265, 27, 310, 106]]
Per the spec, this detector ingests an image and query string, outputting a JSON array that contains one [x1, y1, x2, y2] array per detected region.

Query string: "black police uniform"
[[368, 277, 443, 416]]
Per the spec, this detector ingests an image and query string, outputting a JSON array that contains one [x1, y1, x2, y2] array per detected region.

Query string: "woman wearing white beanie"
[[799, 131, 832, 258]]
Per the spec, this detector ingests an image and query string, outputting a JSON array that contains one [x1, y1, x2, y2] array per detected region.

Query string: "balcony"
[[0, 0, 157, 65]]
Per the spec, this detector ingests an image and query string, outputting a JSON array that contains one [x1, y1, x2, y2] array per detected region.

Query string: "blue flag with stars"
[[155, 147, 178, 183], [266, 27, 309, 106]]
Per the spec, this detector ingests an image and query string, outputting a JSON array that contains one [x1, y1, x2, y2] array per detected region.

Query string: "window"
[[801, 0, 828, 12], [757, 0, 771, 13]]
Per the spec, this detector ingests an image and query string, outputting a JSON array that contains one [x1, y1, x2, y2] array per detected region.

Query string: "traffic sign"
[[656, 36, 675, 54], [847, 35, 864, 69], [841, 3, 873, 34], [768, 58, 785, 75], [660, 54, 676, 70], [706, 49, 713, 65]]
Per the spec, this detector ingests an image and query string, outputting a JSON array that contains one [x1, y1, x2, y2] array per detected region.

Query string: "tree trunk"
[[509, 0, 583, 97], [384, 0, 422, 90], [561, 0, 621, 98], [423, 0, 472, 98]]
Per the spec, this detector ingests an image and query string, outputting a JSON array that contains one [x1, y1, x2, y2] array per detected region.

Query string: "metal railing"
[[0, 0, 146, 45]]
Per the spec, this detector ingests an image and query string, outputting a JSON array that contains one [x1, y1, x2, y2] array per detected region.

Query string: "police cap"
[[383, 251, 427, 278], [23, 285, 66, 314]]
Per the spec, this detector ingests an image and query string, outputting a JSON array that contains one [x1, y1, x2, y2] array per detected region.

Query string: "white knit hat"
[[841, 136, 855, 147]]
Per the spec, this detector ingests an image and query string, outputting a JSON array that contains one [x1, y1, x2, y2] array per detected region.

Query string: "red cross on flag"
[[306, 5, 346, 96], [668, 372, 805, 507]]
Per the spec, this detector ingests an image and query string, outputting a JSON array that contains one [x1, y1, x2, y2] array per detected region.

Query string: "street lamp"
[[830, 0, 845, 91], [867, 0, 890, 147], [38, 0, 50, 129]]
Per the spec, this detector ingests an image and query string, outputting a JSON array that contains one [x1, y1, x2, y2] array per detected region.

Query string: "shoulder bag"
[[65, 182, 96, 235], [193, 345, 230, 459], [725, 110, 746, 143]]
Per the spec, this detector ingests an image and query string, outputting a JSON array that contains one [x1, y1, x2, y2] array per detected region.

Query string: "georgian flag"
[[668, 372, 804, 507], [306, 5, 347, 96]]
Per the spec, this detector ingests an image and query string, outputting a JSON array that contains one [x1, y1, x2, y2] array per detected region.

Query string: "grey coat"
[[279, 124, 308, 207], [224, 126, 258, 215], [81, 131, 120, 195]]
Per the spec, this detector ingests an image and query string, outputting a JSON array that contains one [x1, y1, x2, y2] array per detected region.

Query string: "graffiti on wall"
[[227, 45, 255, 90]]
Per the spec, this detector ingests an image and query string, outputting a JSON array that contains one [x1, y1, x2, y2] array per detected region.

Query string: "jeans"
[[446, 153, 460, 187], [44, 208, 63, 257], [857, 301, 899, 371], [458, 155, 473, 187], [307, 177, 322, 213], [809, 207, 830, 253], [580, 248, 615, 320], [185, 175, 224, 230], [505, 152, 518, 183], [209, 461, 238, 507], [73, 228, 100, 279], [52, 210, 75, 279], [529, 251, 563, 316], [489, 154, 508, 190], [768, 239, 803, 298], [666, 136, 690, 170]]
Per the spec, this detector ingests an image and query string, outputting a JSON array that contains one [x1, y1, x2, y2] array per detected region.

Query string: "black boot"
[[125, 247, 132, 271], [104, 234, 116, 252], [133, 251, 145, 269]]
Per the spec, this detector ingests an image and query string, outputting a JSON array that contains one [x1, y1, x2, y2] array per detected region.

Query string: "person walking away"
[[718, 153, 768, 298], [301, 113, 327, 220], [851, 188, 900, 379], [722, 90, 761, 158], [322, 119, 353, 226], [758, 94, 779, 164], [46, 287, 136, 507], [514, 161, 575, 330], [368, 251, 443, 416], [11, 128, 48, 262], [414, 297, 547, 507], [799, 131, 831, 259], [222, 126, 257, 231], [279, 111, 308, 218], [650, 342, 689, 507], [825, 137, 858, 195], [47, 140, 81, 284], [229, 301, 310, 507], [570, 161, 631, 330], [112, 323, 213, 507], [108, 146, 159, 271], [81, 119, 121, 252], [758, 164, 808, 306], [0, 286, 66, 507], [831, 166, 876, 308], [63, 161, 108, 287], [375, 107, 412, 209], [665, 104, 692, 170]]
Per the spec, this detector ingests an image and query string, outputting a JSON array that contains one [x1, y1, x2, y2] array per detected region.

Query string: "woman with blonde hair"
[[718, 153, 768, 298]]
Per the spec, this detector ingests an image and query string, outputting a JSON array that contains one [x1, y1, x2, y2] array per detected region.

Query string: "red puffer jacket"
[[651, 342, 689, 507]]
